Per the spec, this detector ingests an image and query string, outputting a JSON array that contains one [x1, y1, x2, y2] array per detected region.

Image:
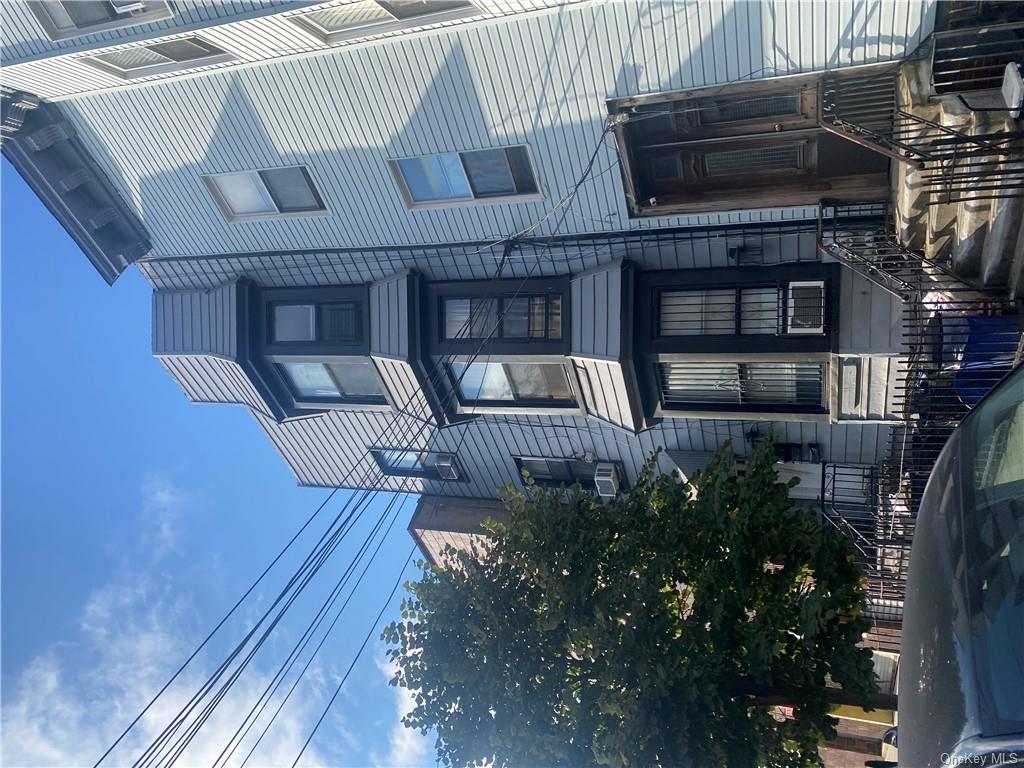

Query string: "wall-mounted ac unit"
[[593, 463, 620, 498], [110, 1, 149, 14], [786, 281, 825, 334], [434, 453, 459, 481]]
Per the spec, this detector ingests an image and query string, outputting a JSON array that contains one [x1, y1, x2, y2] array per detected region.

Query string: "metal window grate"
[[659, 361, 824, 409], [702, 144, 803, 177], [695, 93, 801, 124]]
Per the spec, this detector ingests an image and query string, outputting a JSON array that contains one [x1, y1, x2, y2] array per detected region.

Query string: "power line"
[[291, 548, 416, 767]]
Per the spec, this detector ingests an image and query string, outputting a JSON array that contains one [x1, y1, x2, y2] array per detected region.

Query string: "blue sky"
[[1, 159, 432, 767]]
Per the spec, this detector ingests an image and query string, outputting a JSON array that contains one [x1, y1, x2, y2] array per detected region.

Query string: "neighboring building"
[[4, 0, 1023, 689]]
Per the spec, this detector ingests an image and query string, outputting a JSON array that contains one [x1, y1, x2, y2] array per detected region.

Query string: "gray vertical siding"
[[135, 218, 830, 291], [369, 270, 411, 360], [157, 356, 275, 415], [571, 262, 622, 360], [374, 357, 434, 423], [838, 355, 903, 422], [244, 406, 890, 495], [572, 358, 638, 432], [838, 268, 905, 354], [46, 0, 935, 259], [151, 282, 239, 357]]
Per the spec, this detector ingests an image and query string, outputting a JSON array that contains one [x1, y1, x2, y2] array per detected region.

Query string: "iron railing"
[[818, 203, 1022, 645], [932, 21, 1024, 94], [819, 18, 1024, 205], [821, 463, 913, 635]]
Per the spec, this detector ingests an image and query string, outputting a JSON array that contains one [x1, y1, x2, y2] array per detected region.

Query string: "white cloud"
[[140, 474, 187, 558], [371, 655, 430, 768], [1, 477, 334, 768]]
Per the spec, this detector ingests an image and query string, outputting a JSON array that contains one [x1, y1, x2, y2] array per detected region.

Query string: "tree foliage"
[[382, 441, 877, 767]]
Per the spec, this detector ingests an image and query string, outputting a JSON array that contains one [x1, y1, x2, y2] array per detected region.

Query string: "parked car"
[[898, 362, 1024, 767]]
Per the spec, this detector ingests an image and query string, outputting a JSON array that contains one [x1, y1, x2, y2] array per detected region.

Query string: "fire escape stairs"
[[818, 16, 1024, 299]]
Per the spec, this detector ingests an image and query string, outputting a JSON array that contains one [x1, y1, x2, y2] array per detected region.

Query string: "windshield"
[[955, 365, 1024, 738]]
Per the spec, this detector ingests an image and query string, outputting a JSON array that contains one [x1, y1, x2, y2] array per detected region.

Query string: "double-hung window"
[[393, 146, 539, 206], [291, 0, 475, 44], [371, 449, 461, 479], [204, 166, 326, 222], [30, 0, 173, 40], [277, 360, 386, 404], [85, 36, 234, 79], [514, 457, 596, 488]]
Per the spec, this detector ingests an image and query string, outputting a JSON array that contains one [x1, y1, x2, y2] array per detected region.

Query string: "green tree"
[[382, 441, 879, 767]]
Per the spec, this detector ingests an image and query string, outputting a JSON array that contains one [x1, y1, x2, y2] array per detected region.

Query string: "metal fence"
[[819, 202, 1022, 646], [819, 18, 1024, 206]]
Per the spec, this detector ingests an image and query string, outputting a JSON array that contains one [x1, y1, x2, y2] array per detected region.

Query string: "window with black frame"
[[657, 282, 825, 337], [442, 294, 562, 341], [658, 361, 826, 413], [448, 361, 575, 407], [256, 285, 387, 409], [515, 457, 596, 488]]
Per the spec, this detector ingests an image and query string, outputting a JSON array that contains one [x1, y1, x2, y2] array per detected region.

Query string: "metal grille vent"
[[702, 144, 803, 177]]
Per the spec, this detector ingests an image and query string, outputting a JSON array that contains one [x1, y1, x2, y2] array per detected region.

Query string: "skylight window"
[[292, 0, 475, 44], [85, 36, 234, 79]]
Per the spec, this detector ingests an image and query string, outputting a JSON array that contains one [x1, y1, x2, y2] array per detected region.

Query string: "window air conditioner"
[[109, 1, 149, 15], [593, 463, 620, 498], [434, 453, 459, 481]]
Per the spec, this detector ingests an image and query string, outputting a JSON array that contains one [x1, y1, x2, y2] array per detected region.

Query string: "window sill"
[[457, 402, 583, 417], [403, 193, 545, 211], [220, 209, 332, 224], [657, 407, 830, 423]]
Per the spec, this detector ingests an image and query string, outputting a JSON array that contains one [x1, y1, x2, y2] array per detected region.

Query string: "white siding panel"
[[1, 0, 589, 97], [46, 0, 935, 259]]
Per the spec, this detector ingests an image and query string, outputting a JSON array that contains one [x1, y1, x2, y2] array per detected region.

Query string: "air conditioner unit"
[[109, 1, 149, 14], [434, 453, 459, 481], [786, 281, 826, 334], [593, 463, 620, 498]]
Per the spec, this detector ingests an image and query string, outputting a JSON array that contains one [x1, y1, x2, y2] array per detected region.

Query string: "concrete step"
[[926, 201, 959, 263], [1008, 215, 1024, 301], [952, 197, 992, 278], [980, 191, 1024, 288]]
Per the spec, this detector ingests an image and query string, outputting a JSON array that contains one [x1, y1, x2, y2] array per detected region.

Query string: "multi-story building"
[[4, 3, 1023, 757]]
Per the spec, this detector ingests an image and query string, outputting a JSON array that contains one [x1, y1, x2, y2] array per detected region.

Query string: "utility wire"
[[291, 548, 416, 767], [114, 102, 623, 767]]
